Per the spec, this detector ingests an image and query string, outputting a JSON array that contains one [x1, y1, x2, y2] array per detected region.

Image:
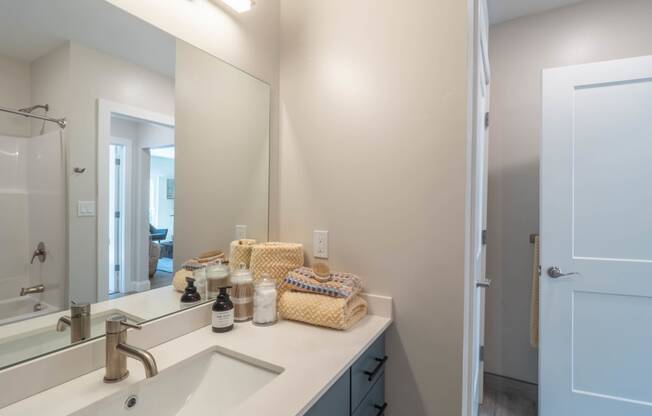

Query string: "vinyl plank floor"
[[150, 270, 173, 289], [479, 388, 537, 416]]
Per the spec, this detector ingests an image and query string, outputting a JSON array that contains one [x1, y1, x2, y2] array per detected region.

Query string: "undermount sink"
[[71, 347, 282, 416], [0, 309, 142, 369]]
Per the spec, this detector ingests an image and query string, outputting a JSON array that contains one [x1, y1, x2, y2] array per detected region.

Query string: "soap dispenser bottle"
[[212, 286, 234, 333], [180, 277, 201, 309]]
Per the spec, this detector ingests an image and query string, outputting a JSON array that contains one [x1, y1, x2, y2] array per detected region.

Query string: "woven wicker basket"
[[229, 239, 257, 271], [249, 242, 304, 284]]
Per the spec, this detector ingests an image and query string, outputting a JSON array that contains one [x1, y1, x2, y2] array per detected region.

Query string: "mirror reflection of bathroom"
[[0, 0, 270, 368], [0, 0, 183, 323]]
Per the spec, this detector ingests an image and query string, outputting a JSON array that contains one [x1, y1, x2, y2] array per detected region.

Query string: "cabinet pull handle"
[[363, 356, 388, 381], [374, 403, 388, 416]]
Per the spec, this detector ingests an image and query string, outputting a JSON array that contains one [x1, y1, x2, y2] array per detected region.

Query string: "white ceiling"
[[488, 0, 586, 24], [0, 0, 175, 77]]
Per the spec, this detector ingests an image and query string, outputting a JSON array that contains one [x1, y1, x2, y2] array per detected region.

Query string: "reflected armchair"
[[149, 224, 168, 242]]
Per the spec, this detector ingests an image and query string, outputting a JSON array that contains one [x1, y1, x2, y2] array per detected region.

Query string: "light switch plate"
[[235, 225, 247, 240], [313, 230, 328, 259], [77, 201, 96, 217]]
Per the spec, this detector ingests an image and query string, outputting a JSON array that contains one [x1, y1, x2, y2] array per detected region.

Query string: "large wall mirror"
[[0, 0, 270, 369]]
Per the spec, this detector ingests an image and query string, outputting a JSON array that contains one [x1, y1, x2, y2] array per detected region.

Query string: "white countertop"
[[1, 304, 392, 416]]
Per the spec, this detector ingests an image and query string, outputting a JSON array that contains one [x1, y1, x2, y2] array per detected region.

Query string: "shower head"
[[0, 104, 66, 129], [18, 104, 49, 114]]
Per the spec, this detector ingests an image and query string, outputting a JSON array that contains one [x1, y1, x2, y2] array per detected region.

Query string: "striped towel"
[[280, 267, 363, 299], [530, 235, 540, 348]]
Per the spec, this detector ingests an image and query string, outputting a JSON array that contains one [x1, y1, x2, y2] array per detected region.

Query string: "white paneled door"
[[541, 55, 652, 416]]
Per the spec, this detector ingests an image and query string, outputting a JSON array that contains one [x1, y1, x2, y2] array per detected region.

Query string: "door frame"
[[463, 0, 490, 415], [107, 138, 130, 295], [97, 99, 175, 301]]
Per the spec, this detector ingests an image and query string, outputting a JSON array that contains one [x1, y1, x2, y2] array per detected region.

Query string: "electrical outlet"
[[235, 225, 247, 240], [77, 201, 96, 217], [313, 230, 328, 259]]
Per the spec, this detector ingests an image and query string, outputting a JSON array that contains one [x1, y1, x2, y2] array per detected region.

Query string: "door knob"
[[547, 266, 579, 279], [476, 279, 492, 288]]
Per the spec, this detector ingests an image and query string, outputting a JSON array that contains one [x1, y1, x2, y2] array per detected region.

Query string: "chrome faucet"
[[104, 315, 158, 383], [56, 302, 91, 343], [20, 284, 45, 296]]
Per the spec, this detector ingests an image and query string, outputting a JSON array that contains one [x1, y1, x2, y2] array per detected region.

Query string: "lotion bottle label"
[[212, 310, 234, 328]]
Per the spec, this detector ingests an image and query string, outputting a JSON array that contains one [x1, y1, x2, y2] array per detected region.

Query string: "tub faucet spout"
[[20, 284, 45, 296]]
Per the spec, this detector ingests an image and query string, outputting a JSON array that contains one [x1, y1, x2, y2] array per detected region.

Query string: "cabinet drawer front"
[[351, 334, 386, 412], [352, 373, 386, 416], [304, 369, 351, 416]]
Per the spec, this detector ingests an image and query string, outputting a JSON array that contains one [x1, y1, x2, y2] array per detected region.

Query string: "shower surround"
[[0, 131, 66, 321]]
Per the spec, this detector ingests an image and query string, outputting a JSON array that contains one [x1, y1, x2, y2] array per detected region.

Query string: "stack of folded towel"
[[172, 249, 226, 292], [278, 267, 367, 330]]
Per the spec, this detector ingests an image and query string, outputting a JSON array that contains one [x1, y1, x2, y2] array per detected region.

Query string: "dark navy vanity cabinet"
[[305, 333, 387, 416]]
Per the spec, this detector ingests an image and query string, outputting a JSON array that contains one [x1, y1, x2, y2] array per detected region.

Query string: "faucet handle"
[[121, 321, 142, 330], [106, 314, 142, 333]]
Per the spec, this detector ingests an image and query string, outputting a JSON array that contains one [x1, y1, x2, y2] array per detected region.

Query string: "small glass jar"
[[253, 274, 278, 326], [192, 266, 207, 299], [231, 263, 254, 322], [206, 260, 229, 299]]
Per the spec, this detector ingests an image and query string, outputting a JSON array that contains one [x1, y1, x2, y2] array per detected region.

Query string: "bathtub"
[[0, 296, 59, 326]]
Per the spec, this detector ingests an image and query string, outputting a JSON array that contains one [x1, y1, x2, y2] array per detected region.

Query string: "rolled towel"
[[195, 249, 225, 264], [172, 269, 193, 292], [278, 291, 367, 331], [229, 239, 257, 271], [280, 267, 363, 298], [250, 242, 304, 284], [181, 252, 226, 271]]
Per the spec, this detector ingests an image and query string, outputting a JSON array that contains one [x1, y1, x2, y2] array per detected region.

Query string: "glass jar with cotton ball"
[[253, 274, 277, 326]]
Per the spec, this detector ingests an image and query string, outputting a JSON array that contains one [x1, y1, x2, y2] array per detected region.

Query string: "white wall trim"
[[129, 278, 151, 293], [97, 99, 174, 302], [135, 136, 174, 289]]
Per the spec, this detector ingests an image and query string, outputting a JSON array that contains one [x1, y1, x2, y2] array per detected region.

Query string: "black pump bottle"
[[212, 286, 234, 333]]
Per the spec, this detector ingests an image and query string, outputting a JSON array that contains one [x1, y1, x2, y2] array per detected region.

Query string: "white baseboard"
[[129, 279, 151, 293]]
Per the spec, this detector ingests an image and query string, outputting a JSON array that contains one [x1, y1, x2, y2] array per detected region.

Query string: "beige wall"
[[104, 0, 281, 239], [279, 1, 470, 414], [30, 44, 70, 137], [67, 41, 175, 302], [174, 40, 270, 268], [486, 0, 652, 383], [0, 54, 30, 137]]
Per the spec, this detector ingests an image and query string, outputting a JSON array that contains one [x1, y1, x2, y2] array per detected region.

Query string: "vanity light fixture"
[[221, 0, 255, 13]]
